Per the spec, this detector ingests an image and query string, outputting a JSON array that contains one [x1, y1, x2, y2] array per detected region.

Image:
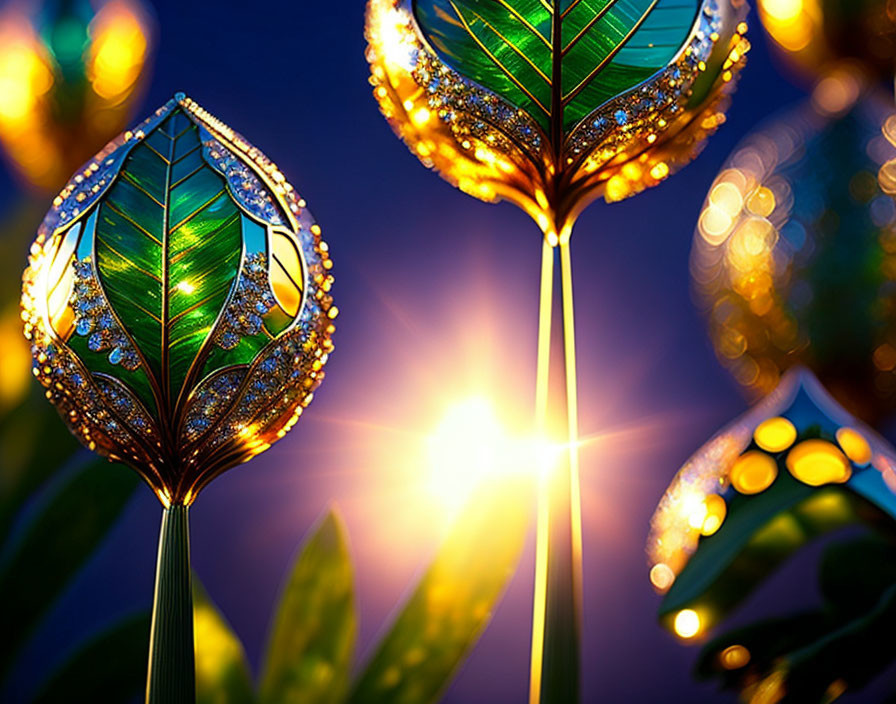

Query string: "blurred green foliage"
[[0, 198, 146, 703], [195, 479, 529, 704], [695, 534, 896, 703]]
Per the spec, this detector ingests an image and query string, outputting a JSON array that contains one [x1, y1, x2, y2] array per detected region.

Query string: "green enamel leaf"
[[93, 108, 242, 410], [259, 510, 356, 704], [414, 0, 699, 133]]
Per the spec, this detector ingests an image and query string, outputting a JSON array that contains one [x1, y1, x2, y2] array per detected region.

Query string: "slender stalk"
[[529, 238, 583, 704], [146, 503, 195, 704]]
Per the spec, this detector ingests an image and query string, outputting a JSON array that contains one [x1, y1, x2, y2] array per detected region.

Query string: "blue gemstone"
[[76, 318, 92, 336], [221, 332, 239, 348], [246, 313, 261, 335], [71, 373, 83, 386], [260, 358, 277, 372], [614, 110, 628, 125], [88, 333, 103, 352], [255, 301, 269, 314], [98, 313, 113, 330], [108, 347, 122, 365]]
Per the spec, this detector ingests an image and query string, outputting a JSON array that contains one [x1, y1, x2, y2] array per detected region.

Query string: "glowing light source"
[[650, 563, 676, 592], [786, 440, 851, 486], [730, 450, 778, 494], [836, 427, 872, 465], [762, 0, 802, 23], [426, 396, 532, 514], [753, 416, 797, 453], [673, 609, 702, 639]]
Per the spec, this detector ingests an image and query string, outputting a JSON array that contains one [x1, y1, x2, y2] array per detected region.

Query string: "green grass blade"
[[349, 480, 530, 704], [258, 509, 355, 704], [194, 578, 255, 704], [0, 458, 139, 681], [30, 612, 150, 704]]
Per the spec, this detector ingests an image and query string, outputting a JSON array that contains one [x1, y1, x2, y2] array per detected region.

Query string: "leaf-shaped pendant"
[[648, 368, 896, 636], [21, 94, 337, 506], [366, 0, 750, 236]]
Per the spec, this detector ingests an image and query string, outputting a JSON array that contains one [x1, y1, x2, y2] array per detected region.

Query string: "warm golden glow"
[[786, 439, 851, 486], [0, 1, 152, 190], [0, 307, 32, 410], [812, 69, 861, 117], [730, 450, 778, 494], [720, 644, 751, 670], [674, 609, 702, 639], [762, 0, 802, 23], [758, 0, 816, 53], [176, 281, 195, 294], [0, 20, 53, 124], [650, 563, 676, 592], [426, 396, 536, 515], [754, 416, 797, 453], [87, 1, 149, 100], [692, 96, 896, 404], [700, 494, 727, 536], [836, 427, 872, 465]]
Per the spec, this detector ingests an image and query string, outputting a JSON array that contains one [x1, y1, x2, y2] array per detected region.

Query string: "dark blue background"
[[4, 2, 893, 702]]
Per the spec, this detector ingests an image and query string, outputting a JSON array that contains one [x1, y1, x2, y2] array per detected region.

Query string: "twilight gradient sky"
[[4, 1, 896, 702]]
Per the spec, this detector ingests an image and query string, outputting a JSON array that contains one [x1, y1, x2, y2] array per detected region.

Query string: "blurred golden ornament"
[[647, 368, 896, 619], [692, 82, 896, 423], [0, 0, 154, 191]]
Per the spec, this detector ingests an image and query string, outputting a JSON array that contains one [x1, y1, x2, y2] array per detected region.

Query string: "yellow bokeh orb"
[[836, 427, 872, 465], [674, 609, 702, 639], [730, 451, 779, 495], [754, 417, 797, 453], [786, 440, 851, 486], [758, 0, 896, 80], [701, 494, 728, 536]]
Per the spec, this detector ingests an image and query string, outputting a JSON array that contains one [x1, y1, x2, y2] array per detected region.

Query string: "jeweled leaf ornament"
[[366, 2, 749, 703], [646, 368, 896, 698], [20, 94, 336, 704], [692, 87, 896, 424], [367, 0, 749, 224]]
